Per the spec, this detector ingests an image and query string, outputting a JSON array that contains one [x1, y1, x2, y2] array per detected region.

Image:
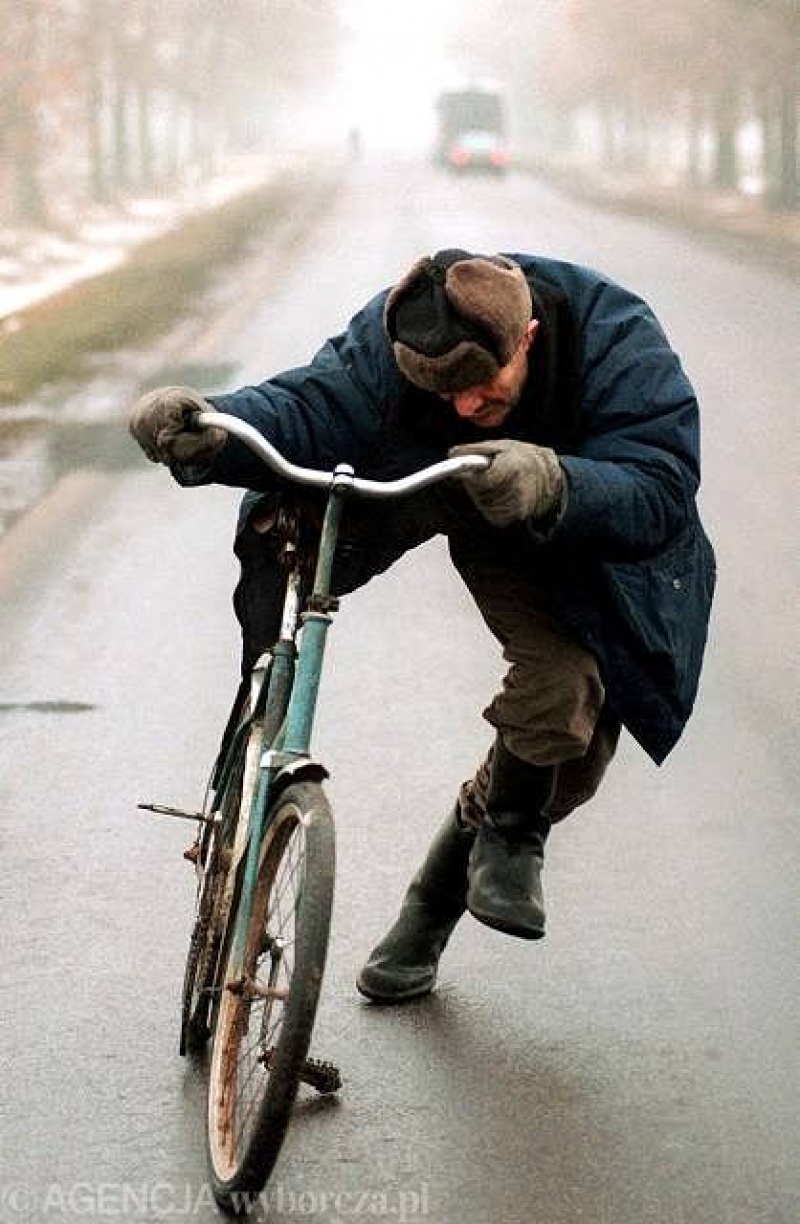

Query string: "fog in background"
[[0, 0, 796, 230]]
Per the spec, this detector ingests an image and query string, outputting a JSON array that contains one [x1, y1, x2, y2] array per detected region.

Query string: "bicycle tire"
[[180, 704, 264, 1056], [207, 780, 335, 1208]]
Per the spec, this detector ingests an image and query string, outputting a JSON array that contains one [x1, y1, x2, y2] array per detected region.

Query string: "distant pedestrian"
[[347, 126, 362, 160]]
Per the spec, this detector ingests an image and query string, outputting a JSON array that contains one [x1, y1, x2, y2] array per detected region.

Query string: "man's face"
[[438, 320, 538, 429]]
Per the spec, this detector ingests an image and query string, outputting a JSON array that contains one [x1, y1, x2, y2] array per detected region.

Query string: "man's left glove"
[[449, 439, 564, 529], [129, 385, 226, 466]]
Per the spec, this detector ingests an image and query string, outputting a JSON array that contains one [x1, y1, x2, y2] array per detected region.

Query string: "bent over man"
[[130, 249, 715, 1002]]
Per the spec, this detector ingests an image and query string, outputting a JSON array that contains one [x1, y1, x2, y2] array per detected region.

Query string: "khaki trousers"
[[457, 565, 621, 823]]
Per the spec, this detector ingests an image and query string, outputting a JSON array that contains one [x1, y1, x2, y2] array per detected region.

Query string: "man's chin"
[[473, 405, 512, 429]]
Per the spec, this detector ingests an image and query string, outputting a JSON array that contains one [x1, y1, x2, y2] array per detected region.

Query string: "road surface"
[[1, 158, 797, 1224]]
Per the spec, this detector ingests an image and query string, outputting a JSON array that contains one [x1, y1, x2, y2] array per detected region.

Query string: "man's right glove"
[[128, 385, 226, 466]]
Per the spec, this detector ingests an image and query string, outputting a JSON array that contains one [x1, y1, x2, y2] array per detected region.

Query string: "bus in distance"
[[434, 81, 509, 174]]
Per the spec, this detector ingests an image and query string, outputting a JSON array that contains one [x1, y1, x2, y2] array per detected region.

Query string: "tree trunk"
[[84, 1, 109, 204], [14, 108, 47, 225], [598, 95, 618, 168], [711, 80, 739, 191], [111, 29, 130, 195], [13, 2, 47, 225], [685, 91, 706, 190], [774, 77, 798, 210], [135, 79, 155, 190]]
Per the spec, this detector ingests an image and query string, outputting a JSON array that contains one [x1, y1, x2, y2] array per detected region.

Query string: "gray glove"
[[449, 439, 564, 528], [128, 385, 226, 465]]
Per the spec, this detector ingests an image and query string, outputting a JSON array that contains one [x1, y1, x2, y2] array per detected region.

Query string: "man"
[[130, 248, 715, 1003]]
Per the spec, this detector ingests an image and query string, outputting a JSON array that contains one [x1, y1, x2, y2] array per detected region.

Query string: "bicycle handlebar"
[[196, 410, 490, 499]]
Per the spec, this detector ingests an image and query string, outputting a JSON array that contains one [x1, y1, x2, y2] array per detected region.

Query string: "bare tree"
[[0, 0, 345, 228], [533, 0, 797, 210], [0, 0, 48, 224], [744, 0, 798, 209]]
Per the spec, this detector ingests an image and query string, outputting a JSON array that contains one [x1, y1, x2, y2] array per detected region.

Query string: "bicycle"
[[141, 409, 487, 1213]]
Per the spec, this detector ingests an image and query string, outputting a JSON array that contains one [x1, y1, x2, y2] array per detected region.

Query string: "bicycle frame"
[[228, 472, 350, 974], [190, 409, 488, 982]]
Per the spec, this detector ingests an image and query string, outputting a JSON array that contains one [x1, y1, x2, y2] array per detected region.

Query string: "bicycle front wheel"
[[207, 780, 335, 1208]]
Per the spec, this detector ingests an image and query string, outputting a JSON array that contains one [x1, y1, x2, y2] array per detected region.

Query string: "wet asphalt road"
[[0, 159, 797, 1224]]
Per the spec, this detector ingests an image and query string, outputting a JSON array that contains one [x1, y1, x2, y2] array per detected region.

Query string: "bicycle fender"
[[273, 757, 329, 798]]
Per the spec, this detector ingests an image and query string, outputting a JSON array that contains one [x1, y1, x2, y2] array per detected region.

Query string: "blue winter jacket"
[[181, 256, 715, 764]]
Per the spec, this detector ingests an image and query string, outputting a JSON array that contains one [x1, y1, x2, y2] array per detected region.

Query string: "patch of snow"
[[0, 157, 274, 322]]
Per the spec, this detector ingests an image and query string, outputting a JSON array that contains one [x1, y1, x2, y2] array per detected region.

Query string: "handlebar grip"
[[181, 406, 205, 433]]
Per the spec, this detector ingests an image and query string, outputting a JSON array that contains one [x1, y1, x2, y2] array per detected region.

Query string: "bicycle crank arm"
[[226, 977, 289, 1003]]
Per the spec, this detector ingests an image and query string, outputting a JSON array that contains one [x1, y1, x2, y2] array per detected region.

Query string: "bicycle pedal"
[[299, 1057, 342, 1095], [137, 802, 215, 825]]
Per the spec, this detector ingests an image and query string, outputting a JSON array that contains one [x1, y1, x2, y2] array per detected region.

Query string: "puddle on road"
[[0, 361, 235, 535], [0, 700, 97, 714]]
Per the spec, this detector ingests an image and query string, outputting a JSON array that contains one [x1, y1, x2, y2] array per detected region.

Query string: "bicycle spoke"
[[225, 820, 308, 1156]]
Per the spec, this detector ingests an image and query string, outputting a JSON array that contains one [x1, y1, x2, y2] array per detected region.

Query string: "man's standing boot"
[[467, 737, 555, 940], [356, 808, 475, 1002]]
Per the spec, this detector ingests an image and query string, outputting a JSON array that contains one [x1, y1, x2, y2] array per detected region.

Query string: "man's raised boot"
[[356, 808, 474, 1002], [466, 737, 555, 940]]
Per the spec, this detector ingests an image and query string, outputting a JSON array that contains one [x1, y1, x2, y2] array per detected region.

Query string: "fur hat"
[[384, 249, 532, 393]]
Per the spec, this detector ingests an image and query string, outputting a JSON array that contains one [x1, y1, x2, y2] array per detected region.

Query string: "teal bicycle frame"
[[229, 477, 346, 971]]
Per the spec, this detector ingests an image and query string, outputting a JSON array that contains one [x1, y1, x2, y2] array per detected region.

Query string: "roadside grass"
[[0, 174, 327, 406]]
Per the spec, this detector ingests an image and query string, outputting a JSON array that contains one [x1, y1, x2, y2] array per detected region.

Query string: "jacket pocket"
[[600, 522, 715, 710]]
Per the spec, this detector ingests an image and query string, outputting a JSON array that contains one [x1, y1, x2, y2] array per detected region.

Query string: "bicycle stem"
[[280, 480, 346, 757]]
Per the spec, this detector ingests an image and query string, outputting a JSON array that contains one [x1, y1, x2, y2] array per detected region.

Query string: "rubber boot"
[[356, 808, 475, 1003], [466, 737, 555, 940]]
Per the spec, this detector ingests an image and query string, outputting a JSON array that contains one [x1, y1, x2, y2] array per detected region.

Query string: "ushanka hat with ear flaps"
[[384, 249, 532, 393]]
